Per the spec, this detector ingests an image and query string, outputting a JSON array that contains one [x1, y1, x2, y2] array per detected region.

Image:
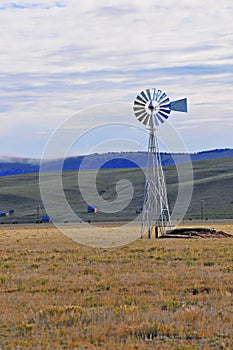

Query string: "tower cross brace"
[[141, 111, 171, 238]]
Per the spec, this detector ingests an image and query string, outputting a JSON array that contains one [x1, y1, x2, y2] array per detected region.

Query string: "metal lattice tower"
[[133, 88, 188, 238]]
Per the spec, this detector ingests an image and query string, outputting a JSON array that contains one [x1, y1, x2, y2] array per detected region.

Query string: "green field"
[[0, 157, 233, 223]]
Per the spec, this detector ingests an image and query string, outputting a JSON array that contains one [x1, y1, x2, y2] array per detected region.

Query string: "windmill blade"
[[140, 90, 150, 103], [159, 109, 171, 118], [157, 92, 167, 103], [158, 110, 170, 120], [143, 114, 151, 126], [133, 105, 145, 112], [155, 89, 163, 101], [170, 98, 188, 113], [136, 93, 147, 104], [156, 113, 165, 124], [133, 103, 145, 111], [151, 88, 156, 101], [159, 103, 171, 109], [159, 98, 170, 107], [135, 95, 147, 105], [145, 88, 152, 101], [134, 109, 147, 118], [153, 115, 159, 126], [133, 106, 147, 117], [137, 112, 149, 125], [138, 115, 150, 126]]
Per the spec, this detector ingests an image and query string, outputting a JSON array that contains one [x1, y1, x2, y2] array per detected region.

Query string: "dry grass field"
[[0, 224, 233, 349]]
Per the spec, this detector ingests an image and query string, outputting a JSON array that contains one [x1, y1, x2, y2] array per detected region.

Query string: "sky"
[[0, 0, 233, 158]]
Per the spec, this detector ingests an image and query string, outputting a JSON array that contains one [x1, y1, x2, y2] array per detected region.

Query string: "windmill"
[[133, 88, 187, 238]]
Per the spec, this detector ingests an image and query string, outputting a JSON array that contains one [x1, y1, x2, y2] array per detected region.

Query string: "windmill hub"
[[147, 100, 159, 113]]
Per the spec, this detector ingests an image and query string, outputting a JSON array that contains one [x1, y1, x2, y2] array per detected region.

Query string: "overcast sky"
[[0, 0, 233, 158]]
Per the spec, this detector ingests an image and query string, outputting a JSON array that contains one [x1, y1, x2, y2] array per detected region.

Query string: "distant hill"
[[0, 148, 232, 176], [1, 156, 233, 223]]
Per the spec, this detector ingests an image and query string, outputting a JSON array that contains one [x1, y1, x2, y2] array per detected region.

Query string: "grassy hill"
[[0, 148, 233, 176], [187, 157, 233, 219], [0, 157, 233, 223]]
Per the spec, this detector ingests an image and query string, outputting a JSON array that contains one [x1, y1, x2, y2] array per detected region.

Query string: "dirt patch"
[[163, 227, 233, 239]]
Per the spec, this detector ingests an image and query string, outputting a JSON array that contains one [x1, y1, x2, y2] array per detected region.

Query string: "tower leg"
[[141, 124, 171, 238]]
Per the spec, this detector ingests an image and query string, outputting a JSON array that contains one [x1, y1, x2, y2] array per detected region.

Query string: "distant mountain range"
[[0, 148, 232, 176]]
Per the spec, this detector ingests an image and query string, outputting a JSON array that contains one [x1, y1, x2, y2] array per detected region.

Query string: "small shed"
[[41, 215, 51, 222], [87, 205, 98, 213]]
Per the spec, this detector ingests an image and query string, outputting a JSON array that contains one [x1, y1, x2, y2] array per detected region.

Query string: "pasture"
[[1, 157, 233, 224], [0, 223, 232, 349]]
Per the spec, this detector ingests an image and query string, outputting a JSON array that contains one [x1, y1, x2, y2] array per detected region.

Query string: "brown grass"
[[0, 224, 233, 349]]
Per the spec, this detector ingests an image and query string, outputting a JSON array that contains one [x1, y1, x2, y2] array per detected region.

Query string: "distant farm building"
[[0, 210, 14, 217], [87, 205, 98, 213], [40, 215, 51, 223]]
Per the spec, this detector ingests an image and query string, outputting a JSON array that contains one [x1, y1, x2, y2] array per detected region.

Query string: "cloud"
[[0, 1, 65, 10], [0, 0, 233, 156]]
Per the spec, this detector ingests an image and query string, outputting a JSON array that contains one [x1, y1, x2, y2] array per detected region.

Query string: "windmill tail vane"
[[170, 98, 188, 113], [133, 88, 188, 238]]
